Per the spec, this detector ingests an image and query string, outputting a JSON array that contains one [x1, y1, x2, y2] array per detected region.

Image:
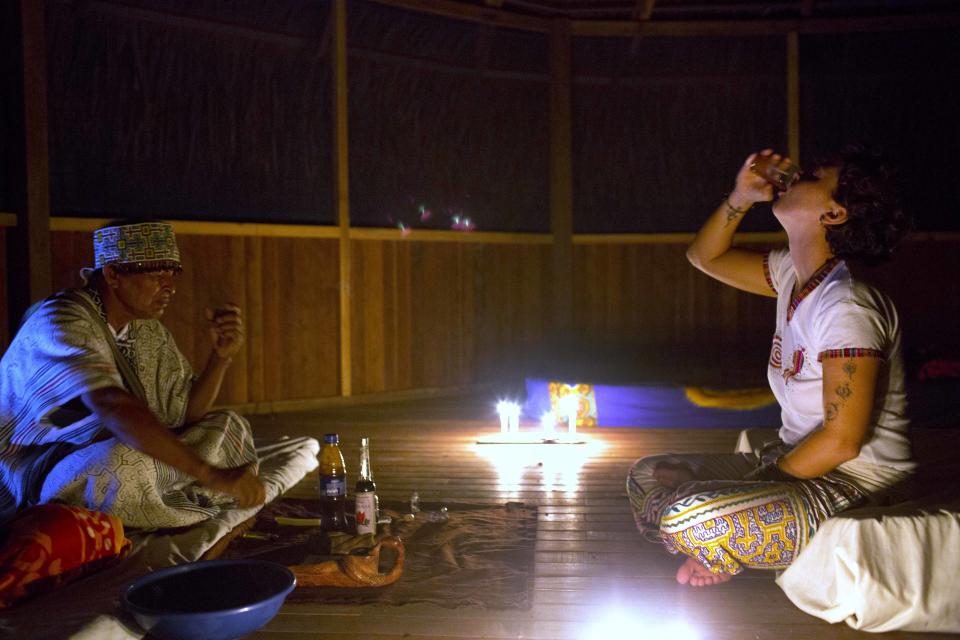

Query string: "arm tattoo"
[[842, 360, 857, 379], [825, 402, 840, 422], [722, 200, 746, 227], [836, 382, 852, 401], [825, 359, 856, 424]]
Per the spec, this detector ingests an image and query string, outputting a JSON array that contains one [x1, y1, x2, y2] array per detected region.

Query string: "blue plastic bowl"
[[122, 559, 296, 640]]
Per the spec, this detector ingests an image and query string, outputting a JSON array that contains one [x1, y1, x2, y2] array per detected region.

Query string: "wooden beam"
[[50, 217, 342, 239], [87, 0, 317, 48], [549, 19, 573, 336], [574, 232, 787, 245], [371, 0, 959, 38], [76, 0, 960, 41], [224, 382, 490, 416], [786, 32, 800, 162], [17, 214, 958, 244], [571, 11, 960, 37], [9, 0, 51, 324], [366, 0, 548, 32], [633, 0, 656, 21], [332, 0, 353, 398], [350, 228, 553, 244]]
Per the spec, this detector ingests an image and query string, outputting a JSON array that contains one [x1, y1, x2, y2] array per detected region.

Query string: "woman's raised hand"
[[731, 148, 781, 207]]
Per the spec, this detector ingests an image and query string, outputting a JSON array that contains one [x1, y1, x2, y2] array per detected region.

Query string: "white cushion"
[[777, 495, 960, 632]]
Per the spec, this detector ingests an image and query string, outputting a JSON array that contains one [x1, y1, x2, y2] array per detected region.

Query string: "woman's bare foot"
[[653, 461, 697, 489], [675, 557, 733, 587]]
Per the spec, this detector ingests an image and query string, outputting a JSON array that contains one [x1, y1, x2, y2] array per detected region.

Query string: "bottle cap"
[[324, 433, 340, 444], [360, 437, 369, 446]]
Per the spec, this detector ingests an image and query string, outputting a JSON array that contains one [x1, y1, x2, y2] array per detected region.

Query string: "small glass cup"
[[750, 155, 801, 192]]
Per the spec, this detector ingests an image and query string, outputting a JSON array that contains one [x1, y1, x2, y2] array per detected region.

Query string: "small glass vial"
[[750, 155, 801, 192]]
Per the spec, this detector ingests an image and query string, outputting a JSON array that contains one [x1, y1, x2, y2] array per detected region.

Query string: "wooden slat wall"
[[857, 237, 960, 355], [573, 237, 960, 359], [350, 240, 554, 394], [46, 230, 342, 406], [573, 242, 777, 350], [5, 230, 958, 407]]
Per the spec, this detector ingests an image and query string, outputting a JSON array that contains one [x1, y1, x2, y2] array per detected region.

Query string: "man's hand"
[[205, 304, 245, 360], [200, 462, 267, 509], [186, 304, 245, 424]]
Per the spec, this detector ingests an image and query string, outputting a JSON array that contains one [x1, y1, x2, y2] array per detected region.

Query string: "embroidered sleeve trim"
[[817, 348, 885, 362], [762, 252, 776, 294]]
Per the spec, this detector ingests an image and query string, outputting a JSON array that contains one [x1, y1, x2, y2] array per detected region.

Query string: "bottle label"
[[320, 476, 345, 498], [355, 491, 377, 535]]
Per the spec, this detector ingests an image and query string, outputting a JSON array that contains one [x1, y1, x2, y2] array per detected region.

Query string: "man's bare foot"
[[653, 461, 697, 489], [675, 557, 733, 587]]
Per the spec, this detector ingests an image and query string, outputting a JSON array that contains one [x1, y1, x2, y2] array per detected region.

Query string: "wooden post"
[[786, 32, 800, 162], [549, 19, 574, 337], [8, 0, 51, 329], [332, 0, 353, 396]]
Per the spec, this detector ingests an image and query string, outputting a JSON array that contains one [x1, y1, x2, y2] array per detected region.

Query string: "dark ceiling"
[[449, 0, 960, 20]]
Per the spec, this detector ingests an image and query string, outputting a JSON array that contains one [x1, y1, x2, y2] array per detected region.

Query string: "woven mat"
[[218, 498, 537, 610]]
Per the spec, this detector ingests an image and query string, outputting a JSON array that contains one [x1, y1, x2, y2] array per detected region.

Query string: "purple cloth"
[[522, 378, 781, 429]]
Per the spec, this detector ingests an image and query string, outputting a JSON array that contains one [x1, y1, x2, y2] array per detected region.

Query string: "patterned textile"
[[39, 411, 257, 529], [93, 222, 180, 268], [817, 348, 884, 362], [627, 451, 868, 575], [0, 504, 130, 608], [547, 382, 598, 429], [0, 288, 258, 529]]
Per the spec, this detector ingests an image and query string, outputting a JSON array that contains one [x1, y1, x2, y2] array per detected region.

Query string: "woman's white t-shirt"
[[763, 248, 914, 482]]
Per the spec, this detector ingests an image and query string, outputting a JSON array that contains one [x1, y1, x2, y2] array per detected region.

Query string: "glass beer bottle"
[[319, 433, 347, 531], [354, 437, 379, 535]]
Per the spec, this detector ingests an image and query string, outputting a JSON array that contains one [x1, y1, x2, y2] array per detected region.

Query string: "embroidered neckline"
[[84, 286, 137, 367], [84, 286, 109, 325], [762, 252, 776, 294], [787, 257, 842, 322]]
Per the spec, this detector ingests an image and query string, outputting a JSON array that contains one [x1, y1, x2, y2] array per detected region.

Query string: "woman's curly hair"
[[818, 144, 912, 266]]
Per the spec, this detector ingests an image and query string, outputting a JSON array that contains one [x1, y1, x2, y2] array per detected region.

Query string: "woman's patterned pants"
[[626, 451, 867, 576]]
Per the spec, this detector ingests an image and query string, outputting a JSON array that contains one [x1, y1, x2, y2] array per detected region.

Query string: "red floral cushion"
[[0, 504, 131, 608]]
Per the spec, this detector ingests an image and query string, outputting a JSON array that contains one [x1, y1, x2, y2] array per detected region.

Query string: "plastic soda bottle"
[[319, 433, 347, 531], [354, 436, 379, 535]]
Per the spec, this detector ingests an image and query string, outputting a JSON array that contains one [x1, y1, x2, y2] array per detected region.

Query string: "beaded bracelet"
[[721, 196, 750, 225], [723, 196, 749, 216]]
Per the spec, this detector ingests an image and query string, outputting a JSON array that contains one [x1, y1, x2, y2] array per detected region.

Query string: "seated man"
[[0, 221, 266, 529], [627, 145, 915, 586]]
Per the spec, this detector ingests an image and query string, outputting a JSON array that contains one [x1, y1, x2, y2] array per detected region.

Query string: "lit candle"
[[497, 400, 510, 433], [509, 406, 520, 433], [540, 411, 556, 435]]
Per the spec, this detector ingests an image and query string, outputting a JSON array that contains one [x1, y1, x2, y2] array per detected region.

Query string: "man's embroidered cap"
[[93, 222, 181, 269]]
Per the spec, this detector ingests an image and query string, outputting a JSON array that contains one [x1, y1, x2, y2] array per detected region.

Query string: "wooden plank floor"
[[246, 395, 957, 640]]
